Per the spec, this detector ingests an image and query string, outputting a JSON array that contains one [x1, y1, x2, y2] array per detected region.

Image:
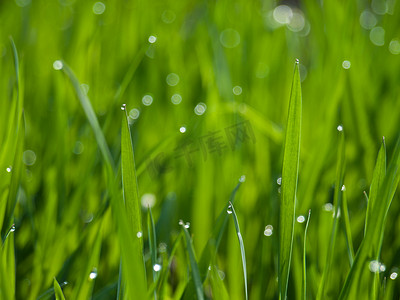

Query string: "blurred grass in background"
[[1, 0, 400, 299]]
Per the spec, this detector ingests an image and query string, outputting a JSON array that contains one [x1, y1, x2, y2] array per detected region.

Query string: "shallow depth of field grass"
[[1, 0, 400, 299]]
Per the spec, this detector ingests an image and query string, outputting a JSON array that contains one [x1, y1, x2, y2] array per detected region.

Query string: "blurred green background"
[[1, 0, 400, 299]]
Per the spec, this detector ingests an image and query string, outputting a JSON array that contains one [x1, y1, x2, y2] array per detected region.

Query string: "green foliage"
[[1, 0, 400, 299]]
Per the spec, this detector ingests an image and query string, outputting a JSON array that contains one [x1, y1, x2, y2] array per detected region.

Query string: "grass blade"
[[341, 187, 354, 265], [339, 135, 400, 299], [53, 278, 66, 300], [119, 105, 147, 298], [365, 137, 386, 236], [302, 210, 311, 300], [227, 201, 248, 300], [317, 127, 345, 299], [61, 61, 115, 172], [0, 225, 15, 300], [181, 222, 204, 300], [279, 59, 302, 300], [147, 206, 158, 299]]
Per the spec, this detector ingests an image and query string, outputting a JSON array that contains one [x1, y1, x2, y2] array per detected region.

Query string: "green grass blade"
[[279, 59, 302, 300], [121, 104, 142, 241], [317, 127, 345, 299], [227, 201, 248, 300], [341, 187, 354, 265], [119, 105, 147, 298], [61, 62, 116, 172], [0, 226, 15, 300], [53, 278, 66, 300], [147, 206, 158, 299], [181, 222, 204, 300], [365, 137, 386, 236], [339, 135, 400, 299], [302, 210, 311, 300]]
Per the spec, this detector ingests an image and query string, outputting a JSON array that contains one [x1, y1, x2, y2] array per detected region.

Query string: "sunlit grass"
[[1, 0, 400, 299]]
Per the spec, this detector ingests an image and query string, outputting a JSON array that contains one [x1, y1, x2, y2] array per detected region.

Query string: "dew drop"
[[295, 58, 300, 64], [92, 2, 106, 15], [390, 272, 398, 280], [342, 60, 351, 69], [142, 95, 153, 106], [184, 222, 190, 229], [323, 203, 333, 212], [148, 35, 157, 44], [129, 108, 140, 120], [121, 104, 126, 111], [136, 231, 143, 238], [337, 125, 343, 132], [9, 224, 16, 233], [166, 73, 180, 86], [153, 264, 162, 272], [89, 268, 98, 280], [194, 102, 207, 115], [232, 85, 242, 95], [264, 225, 273, 236], [53, 60, 63, 70], [141, 193, 156, 208], [171, 93, 182, 105], [239, 175, 246, 183], [297, 215, 305, 223], [178, 220, 184, 226], [179, 126, 186, 133], [23, 150, 36, 166], [6, 166, 12, 173], [227, 205, 233, 214], [277, 177, 282, 185], [341, 185, 346, 191]]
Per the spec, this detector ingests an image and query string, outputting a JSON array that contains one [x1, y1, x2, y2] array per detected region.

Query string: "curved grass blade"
[[182, 180, 243, 299], [0, 38, 24, 239], [317, 127, 345, 299], [227, 201, 248, 300], [53, 278, 66, 300], [279, 59, 302, 300], [181, 222, 204, 300], [147, 206, 158, 299], [61, 62, 115, 172], [302, 210, 311, 300], [339, 135, 400, 299], [0, 225, 15, 300]]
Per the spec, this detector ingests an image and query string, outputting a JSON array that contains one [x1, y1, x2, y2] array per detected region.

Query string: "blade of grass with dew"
[[147, 206, 158, 299], [279, 59, 302, 300], [53, 278, 66, 300], [121, 104, 143, 244], [70, 221, 102, 300], [119, 105, 147, 298], [228, 201, 248, 300], [316, 127, 345, 299], [341, 187, 354, 265], [182, 180, 243, 300], [209, 264, 230, 300], [61, 61, 116, 173], [181, 222, 204, 300], [302, 210, 311, 300], [0, 38, 24, 239], [0, 225, 15, 300], [339, 135, 400, 299]]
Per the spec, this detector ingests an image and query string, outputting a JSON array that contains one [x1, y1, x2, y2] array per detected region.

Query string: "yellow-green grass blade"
[[302, 210, 311, 300], [228, 201, 248, 300], [339, 135, 400, 299], [317, 127, 345, 299], [279, 60, 302, 300], [61, 61, 116, 173], [53, 278, 66, 300], [209, 263, 230, 300], [181, 223, 204, 300], [0, 225, 15, 300]]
